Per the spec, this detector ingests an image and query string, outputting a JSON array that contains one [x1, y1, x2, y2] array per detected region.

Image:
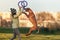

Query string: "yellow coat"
[[11, 8, 22, 28]]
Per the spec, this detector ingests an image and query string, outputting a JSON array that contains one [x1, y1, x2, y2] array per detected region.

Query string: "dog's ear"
[[25, 8, 30, 11]]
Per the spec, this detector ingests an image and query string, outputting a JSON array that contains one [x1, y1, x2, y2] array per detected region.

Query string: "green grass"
[[0, 27, 60, 40], [0, 33, 60, 40]]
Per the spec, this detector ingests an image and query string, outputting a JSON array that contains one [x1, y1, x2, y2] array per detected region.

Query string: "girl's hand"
[[18, 6, 22, 9]]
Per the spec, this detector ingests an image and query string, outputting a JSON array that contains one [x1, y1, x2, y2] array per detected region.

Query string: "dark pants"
[[10, 28, 21, 40]]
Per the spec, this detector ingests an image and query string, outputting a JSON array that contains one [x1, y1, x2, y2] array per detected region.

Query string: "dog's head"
[[25, 8, 31, 12]]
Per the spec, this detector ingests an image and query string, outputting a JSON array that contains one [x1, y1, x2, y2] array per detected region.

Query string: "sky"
[[0, 0, 60, 12]]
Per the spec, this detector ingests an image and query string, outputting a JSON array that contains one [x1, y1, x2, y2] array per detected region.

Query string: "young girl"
[[10, 7, 22, 40]]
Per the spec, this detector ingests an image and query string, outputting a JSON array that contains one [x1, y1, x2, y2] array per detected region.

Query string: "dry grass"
[[0, 33, 60, 40], [0, 27, 60, 40]]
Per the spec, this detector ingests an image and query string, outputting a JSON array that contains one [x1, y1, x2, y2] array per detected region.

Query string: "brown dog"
[[23, 8, 38, 36]]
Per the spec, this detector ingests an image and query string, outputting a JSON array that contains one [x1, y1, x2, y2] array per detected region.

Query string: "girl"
[[10, 7, 22, 40]]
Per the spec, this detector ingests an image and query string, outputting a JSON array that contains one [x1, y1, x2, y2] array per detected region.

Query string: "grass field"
[[0, 33, 60, 40], [0, 27, 60, 40]]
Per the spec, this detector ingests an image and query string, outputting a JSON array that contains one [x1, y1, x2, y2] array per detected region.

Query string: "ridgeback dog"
[[23, 8, 38, 36]]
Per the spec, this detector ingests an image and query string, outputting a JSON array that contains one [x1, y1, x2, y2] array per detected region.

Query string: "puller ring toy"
[[18, 0, 28, 8]]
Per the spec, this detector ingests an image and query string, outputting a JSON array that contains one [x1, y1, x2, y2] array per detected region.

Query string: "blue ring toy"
[[18, 1, 28, 8]]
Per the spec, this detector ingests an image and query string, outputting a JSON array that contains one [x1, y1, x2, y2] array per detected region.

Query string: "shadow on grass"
[[0, 27, 60, 35]]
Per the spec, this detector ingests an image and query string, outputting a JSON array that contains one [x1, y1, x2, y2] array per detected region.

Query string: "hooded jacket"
[[11, 8, 22, 28]]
